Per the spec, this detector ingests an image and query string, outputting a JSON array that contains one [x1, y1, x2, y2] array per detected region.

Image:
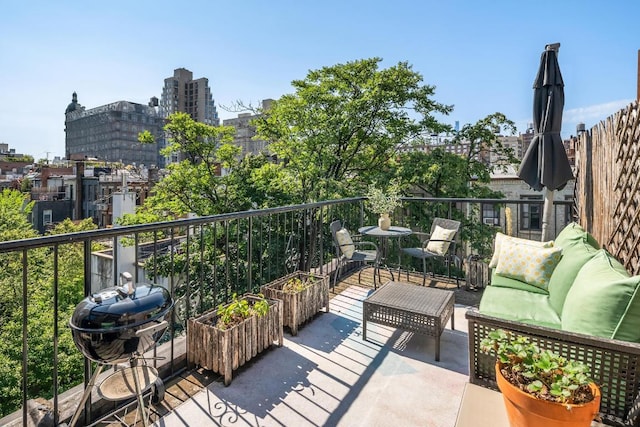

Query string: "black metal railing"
[[0, 197, 571, 425]]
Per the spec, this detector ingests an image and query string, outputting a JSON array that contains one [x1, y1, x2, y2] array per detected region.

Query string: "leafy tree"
[[397, 113, 517, 199], [136, 113, 246, 218], [130, 59, 516, 275], [252, 57, 453, 203], [394, 113, 518, 256], [20, 177, 32, 193], [455, 112, 519, 185], [47, 218, 100, 307], [453, 113, 519, 254], [0, 202, 96, 416], [0, 190, 38, 313], [0, 188, 36, 241]]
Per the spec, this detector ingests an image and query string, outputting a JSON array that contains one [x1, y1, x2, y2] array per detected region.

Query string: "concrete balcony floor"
[[106, 269, 484, 427]]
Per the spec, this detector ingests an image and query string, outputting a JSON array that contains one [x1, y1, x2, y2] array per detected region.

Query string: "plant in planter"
[[261, 271, 329, 336], [365, 180, 402, 231], [187, 293, 283, 385], [282, 276, 308, 293], [215, 293, 270, 329], [480, 329, 601, 427]]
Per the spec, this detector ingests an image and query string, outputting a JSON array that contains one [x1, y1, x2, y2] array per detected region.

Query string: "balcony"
[[0, 197, 573, 426]]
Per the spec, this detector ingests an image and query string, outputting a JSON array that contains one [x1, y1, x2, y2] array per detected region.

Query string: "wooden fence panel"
[[575, 100, 640, 274]]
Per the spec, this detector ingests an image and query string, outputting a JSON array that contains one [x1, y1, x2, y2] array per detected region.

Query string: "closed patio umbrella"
[[517, 43, 573, 241]]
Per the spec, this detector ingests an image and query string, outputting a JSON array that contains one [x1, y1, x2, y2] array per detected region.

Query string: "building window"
[[481, 203, 500, 226], [43, 209, 53, 225], [521, 196, 543, 230]]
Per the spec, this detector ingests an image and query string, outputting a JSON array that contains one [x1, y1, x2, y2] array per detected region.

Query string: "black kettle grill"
[[68, 273, 173, 427], [69, 278, 173, 364]]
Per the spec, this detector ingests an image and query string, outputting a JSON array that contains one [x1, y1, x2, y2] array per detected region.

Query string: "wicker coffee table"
[[363, 281, 455, 361]]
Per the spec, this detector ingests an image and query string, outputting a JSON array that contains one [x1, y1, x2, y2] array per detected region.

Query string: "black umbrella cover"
[[518, 46, 574, 191]]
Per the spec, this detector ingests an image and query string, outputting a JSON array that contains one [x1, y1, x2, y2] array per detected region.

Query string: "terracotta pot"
[[378, 213, 391, 230], [495, 362, 601, 427]]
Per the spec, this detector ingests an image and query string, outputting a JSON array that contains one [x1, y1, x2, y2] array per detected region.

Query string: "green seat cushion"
[[547, 237, 599, 314], [479, 285, 561, 328], [561, 249, 640, 341], [490, 271, 549, 295]]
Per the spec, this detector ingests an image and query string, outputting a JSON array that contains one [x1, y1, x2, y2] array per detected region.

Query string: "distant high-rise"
[[160, 68, 219, 126], [64, 93, 165, 168], [223, 99, 274, 157]]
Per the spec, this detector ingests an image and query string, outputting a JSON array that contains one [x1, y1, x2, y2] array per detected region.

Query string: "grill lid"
[[70, 283, 172, 333]]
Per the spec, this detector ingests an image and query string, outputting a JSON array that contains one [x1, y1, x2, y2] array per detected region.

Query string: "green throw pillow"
[[561, 249, 640, 342], [554, 222, 600, 250], [494, 240, 562, 290], [547, 236, 599, 314], [489, 232, 554, 269]]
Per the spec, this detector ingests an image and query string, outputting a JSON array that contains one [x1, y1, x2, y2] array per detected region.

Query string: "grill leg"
[[132, 362, 150, 426], [69, 364, 104, 427]]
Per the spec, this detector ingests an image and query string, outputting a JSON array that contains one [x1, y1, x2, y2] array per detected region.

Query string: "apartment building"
[[160, 68, 219, 126], [159, 68, 220, 164], [64, 93, 166, 168], [222, 99, 273, 157]]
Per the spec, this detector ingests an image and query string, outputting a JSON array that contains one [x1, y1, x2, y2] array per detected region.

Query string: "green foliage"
[[480, 329, 595, 405], [20, 177, 32, 192], [253, 57, 452, 203], [0, 189, 36, 241], [216, 293, 270, 330], [3, 155, 33, 163], [282, 277, 307, 293], [47, 218, 101, 307], [281, 274, 317, 294], [0, 202, 94, 416], [364, 180, 403, 215], [135, 112, 248, 217], [455, 112, 519, 182]]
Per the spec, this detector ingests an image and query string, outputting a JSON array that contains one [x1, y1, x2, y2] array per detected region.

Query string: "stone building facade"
[[64, 93, 166, 168]]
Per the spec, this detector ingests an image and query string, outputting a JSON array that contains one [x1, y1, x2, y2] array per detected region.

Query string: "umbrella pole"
[[542, 188, 554, 241]]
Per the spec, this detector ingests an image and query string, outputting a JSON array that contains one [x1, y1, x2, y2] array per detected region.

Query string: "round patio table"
[[358, 225, 412, 280]]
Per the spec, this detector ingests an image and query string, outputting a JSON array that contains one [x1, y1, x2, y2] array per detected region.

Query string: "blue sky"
[[1, 1, 638, 160]]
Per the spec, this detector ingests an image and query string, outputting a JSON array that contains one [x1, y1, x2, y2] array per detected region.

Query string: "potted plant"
[[480, 329, 601, 427], [365, 180, 402, 230], [261, 271, 329, 336], [187, 293, 283, 385]]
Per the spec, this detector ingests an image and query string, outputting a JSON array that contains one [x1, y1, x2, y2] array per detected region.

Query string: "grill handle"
[[120, 272, 135, 295], [135, 320, 168, 337]]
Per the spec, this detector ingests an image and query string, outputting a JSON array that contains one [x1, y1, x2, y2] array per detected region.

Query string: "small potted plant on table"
[[187, 293, 283, 385], [480, 329, 601, 427], [261, 271, 329, 335], [365, 180, 403, 230]]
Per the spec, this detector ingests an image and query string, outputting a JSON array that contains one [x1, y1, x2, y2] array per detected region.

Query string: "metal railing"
[[0, 197, 572, 425]]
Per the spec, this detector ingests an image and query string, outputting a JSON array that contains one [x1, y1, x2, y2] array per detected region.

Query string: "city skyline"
[[1, 1, 638, 160]]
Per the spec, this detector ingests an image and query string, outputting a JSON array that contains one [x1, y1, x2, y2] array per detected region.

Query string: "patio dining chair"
[[330, 220, 382, 290], [401, 217, 461, 287]]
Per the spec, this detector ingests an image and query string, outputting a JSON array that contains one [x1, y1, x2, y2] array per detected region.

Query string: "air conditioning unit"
[[483, 218, 496, 225]]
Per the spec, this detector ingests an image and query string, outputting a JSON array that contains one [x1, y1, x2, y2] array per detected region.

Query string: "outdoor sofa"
[[467, 222, 640, 426]]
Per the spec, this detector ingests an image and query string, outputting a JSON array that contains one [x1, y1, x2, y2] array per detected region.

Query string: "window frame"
[[520, 195, 543, 231]]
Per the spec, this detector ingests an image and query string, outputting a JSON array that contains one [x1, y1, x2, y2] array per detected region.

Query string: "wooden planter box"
[[260, 271, 329, 336], [465, 255, 490, 290], [187, 294, 283, 386]]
